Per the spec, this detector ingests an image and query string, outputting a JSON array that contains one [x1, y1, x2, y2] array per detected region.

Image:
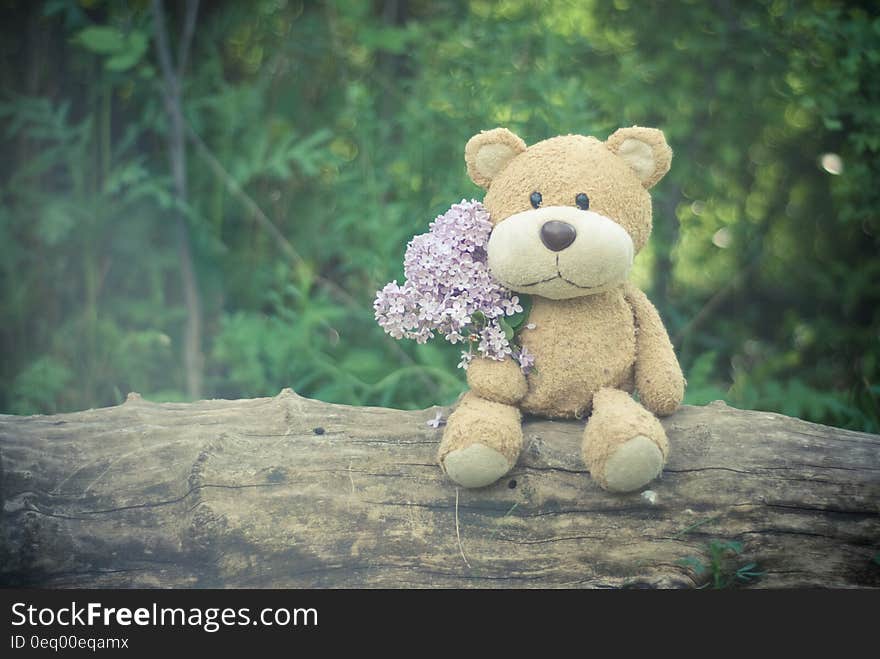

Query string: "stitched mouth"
[[518, 274, 602, 290], [513, 255, 606, 290]]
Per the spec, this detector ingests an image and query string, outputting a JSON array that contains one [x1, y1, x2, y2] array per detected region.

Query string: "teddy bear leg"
[[438, 391, 523, 488], [582, 388, 669, 493]]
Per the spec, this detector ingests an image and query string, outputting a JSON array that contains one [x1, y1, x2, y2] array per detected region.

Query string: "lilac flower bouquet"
[[374, 199, 534, 373]]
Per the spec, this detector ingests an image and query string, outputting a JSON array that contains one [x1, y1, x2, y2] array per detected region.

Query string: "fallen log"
[[1, 389, 878, 588]]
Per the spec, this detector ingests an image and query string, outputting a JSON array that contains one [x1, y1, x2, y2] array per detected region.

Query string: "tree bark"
[[1, 391, 878, 588]]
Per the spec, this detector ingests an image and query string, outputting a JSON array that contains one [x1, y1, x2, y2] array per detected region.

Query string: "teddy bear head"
[[465, 127, 672, 300]]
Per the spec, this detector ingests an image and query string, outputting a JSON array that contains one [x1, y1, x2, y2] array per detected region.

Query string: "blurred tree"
[[151, 0, 204, 399]]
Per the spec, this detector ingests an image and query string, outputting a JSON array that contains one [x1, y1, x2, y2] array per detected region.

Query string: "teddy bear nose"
[[540, 220, 577, 252]]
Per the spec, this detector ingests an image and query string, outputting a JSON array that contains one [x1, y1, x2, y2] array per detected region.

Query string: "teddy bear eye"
[[575, 192, 590, 211], [530, 191, 542, 209]]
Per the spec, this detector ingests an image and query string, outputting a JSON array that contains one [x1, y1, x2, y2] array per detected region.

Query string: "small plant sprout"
[[677, 539, 766, 589]]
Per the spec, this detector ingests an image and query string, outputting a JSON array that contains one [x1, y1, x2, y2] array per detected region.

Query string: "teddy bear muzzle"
[[487, 206, 635, 300]]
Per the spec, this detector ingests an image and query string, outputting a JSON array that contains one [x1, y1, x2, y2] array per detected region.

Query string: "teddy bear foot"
[[437, 391, 523, 488], [442, 443, 512, 488], [602, 435, 664, 493], [582, 388, 670, 493]]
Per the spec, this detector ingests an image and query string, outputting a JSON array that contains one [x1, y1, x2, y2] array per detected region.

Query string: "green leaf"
[[105, 32, 148, 72], [106, 52, 140, 72], [506, 294, 533, 331], [735, 563, 766, 582], [822, 116, 842, 130], [499, 318, 515, 341], [74, 26, 126, 54]]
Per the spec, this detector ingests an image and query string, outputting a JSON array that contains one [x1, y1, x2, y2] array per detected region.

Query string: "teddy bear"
[[437, 126, 685, 493]]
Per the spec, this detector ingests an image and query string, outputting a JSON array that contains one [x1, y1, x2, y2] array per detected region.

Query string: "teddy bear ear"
[[464, 128, 527, 189], [606, 127, 672, 189]]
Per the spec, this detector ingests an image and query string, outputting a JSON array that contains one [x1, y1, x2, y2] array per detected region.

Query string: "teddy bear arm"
[[624, 284, 685, 417], [465, 357, 528, 406]]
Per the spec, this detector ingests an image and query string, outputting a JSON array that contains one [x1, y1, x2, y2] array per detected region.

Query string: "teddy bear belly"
[[517, 292, 636, 419]]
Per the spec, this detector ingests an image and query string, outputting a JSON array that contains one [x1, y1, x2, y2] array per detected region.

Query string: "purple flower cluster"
[[374, 199, 533, 372]]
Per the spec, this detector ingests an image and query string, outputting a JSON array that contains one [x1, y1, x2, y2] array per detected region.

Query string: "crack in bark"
[[493, 533, 609, 545], [9, 482, 281, 520], [736, 528, 878, 544], [763, 502, 880, 517], [520, 464, 591, 475]]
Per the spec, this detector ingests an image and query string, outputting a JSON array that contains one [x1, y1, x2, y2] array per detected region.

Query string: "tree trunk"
[[151, 0, 204, 400], [1, 390, 878, 588]]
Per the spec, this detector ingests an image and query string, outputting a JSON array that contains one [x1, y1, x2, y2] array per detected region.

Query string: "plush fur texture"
[[465, 127, 527, 189], [582, 388, 669, 490], [439, 391, 523, 488], [465, 356, 528, 406], [606, 127, 673, 190], [437, 126, 685, 493]]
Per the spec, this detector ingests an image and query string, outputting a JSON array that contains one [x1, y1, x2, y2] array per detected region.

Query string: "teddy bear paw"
[[441, 443, 512, 488], [602, 435, 663, 493]]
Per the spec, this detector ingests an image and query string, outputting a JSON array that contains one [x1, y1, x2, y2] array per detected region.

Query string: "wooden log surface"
[[1, 389, 878, 588]]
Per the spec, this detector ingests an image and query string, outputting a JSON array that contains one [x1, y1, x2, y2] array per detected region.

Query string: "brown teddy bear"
[[438, 127, 685, 493]]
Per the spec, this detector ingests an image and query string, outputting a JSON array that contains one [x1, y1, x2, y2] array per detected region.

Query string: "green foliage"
[[678, 540, 766, 589], [73, 25, 150, 72], [70, 16, 153, 76], [682, 351, 729, 406], [0, 0, 877, 435], [9, 356, 73, 415]]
